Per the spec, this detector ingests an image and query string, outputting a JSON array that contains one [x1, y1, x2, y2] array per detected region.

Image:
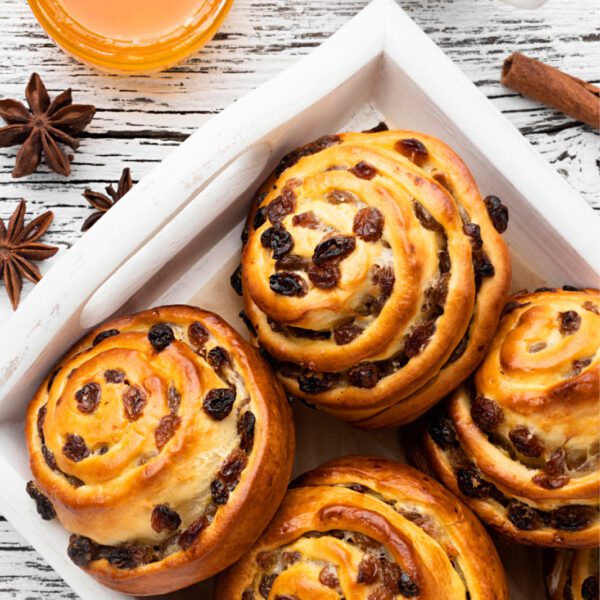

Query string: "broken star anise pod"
[[81, 168, 133, 231], [0, 73, 96, 178], [0, 200, 58, 310]]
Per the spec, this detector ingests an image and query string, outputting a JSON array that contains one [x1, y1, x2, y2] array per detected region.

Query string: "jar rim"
[[27, 0, 234, 73]]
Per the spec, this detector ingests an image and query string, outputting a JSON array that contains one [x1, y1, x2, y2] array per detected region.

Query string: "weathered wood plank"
[[0, 0, 598, 596]]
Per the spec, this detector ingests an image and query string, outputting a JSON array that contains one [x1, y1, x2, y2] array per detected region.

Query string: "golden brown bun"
[[215, 456, 509, 599], [424, 288, 600, 548], [546, 548, 599, 600], [238, 128, 510, 427], [25, 305, 295, 595]]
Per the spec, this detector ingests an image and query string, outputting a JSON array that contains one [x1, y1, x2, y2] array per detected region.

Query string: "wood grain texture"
[[0, 0, 598, 597]]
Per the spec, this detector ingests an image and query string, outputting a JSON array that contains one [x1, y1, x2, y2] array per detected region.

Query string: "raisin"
[[533, 473, 570, 489], [67, 534, 96, 567], [483, 195, 509, 233], [509, 426, 544, 458], [42, 445, 58, 471], [399, 572, 420, 597], [446, 332, 469, 363], [313, 235, 356, 266], [528, 342, 547, 353], [256, 550, 277, 569], [372, 265, 395, 298], [395, 138, 428, 166], [507, 501, 542, 531], [327, 189, 357, 204], [47, 368, 61, 391], [463, 222, 483, 249], [261, 224, 294, 259], [239, 311, 257, 336], [210, 479, 229, 505], [26, 481, 56, 520], [275, 135, 341, 176], [151, 504, 181, 533], [242, 591, 255, 600], [207, 346, 232, 375], [178, 516, 207, 550], [238, 411, 256, 452], [220, 449, 248, 485], [102, 544, 150, 569], [357, 554, 379, 584], [253, 206, 267, 230], [267, 191, 296, 225], [148, 323, 175, 352], [348, 363, 379, 388], [571, 358, 592, 375], [368, 587, 394, 600], [155, 415, 181, 450], [349, 483, 368, 493], [438, 248, 451, 274], [289, 326, 330, 340], [470, 395, 504, 432], [167, 385, 181, 414], [356, 295, 383, 317], [307, 262, 340, 289], [428, 408, 457, 449], [36, 405, 46, 442], [92, 329, 119, 346], [456, 467, 492, 499], [353, 207, 384, 241], [502, 300, 531, 317], [422, 275, 449, 314], [259, 573, 278, 598], [292, 211, 320, 229], [123, 386, 147, 421], [333, 323, 363, 345], [104, 369, 125, 384], [230, 265, 243, 296], [188, 321, 209, 350], [320, 564, 340, 588], [380, 558, 402, 592], [545, 448, 567, 475], [350, 161, 378, 179], [270, 272, 308, 297], [551, 505, 595, 531], [559, 311, 581, 335], [298, 370, 336, 393], [275, 254, 309, 271], [282, 551, 301, 566], [363, 121, 389, 133], [203, 388, 236, 420], [63, 434, 90, 462], [582, 576, 599, 600], [473, 251, 495, 279], [404, 320, 436, 358], [583, 301, 599, 315]]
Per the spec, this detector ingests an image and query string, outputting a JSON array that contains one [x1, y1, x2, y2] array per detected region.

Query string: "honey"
[[27, 0, 233, 73]]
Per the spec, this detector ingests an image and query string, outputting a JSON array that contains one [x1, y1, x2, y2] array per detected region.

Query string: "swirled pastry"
[[424, 288, 600, 547], [215, 456, 509, 599], [236, 126, 510, 426], [546, 548, 599, 600], [25, 306, 294, 595]]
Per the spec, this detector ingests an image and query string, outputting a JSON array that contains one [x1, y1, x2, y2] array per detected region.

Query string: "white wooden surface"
[[0, 0, 598, 597]]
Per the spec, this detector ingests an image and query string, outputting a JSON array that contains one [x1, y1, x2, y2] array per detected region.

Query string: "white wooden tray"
[[0, 0, 598, 598]]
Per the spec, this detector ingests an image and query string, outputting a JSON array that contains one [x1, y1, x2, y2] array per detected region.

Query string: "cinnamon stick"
[[501, 52, 599, 129]]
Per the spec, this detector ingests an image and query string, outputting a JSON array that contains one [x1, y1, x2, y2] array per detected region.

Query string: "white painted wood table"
[[0, 0, 598, 597]]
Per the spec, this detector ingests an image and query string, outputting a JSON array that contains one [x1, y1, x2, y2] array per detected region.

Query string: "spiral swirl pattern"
[[238, 128, 510, 426], [425, 288, 600, 547], [215, 456, 508, 599], [25, 305, 294, 594], [546, 548, 599, 600]]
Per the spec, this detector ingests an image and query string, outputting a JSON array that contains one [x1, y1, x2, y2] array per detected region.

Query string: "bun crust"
[[216, 456, 509, 599], [25, 305, 295, 595]]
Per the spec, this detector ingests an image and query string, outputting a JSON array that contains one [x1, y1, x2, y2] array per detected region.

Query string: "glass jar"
[[27, 0, 233, 73]]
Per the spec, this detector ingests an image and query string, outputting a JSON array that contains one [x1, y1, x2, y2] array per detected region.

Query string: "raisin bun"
[[236, 126, 510, 427], [215, 456, 509, 599], [424, 288, 600, 547], [25, 305, 294, 595], [546, 548, 599, 600]]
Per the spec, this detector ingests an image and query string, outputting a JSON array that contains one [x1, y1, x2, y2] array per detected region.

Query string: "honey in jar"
[[27, 0, 233, 73]]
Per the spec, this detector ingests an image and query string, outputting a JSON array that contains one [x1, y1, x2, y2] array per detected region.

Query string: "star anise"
[[0, 200, 58, 310], [81, 168, 133, 231], [0, 73, 96, 178]]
